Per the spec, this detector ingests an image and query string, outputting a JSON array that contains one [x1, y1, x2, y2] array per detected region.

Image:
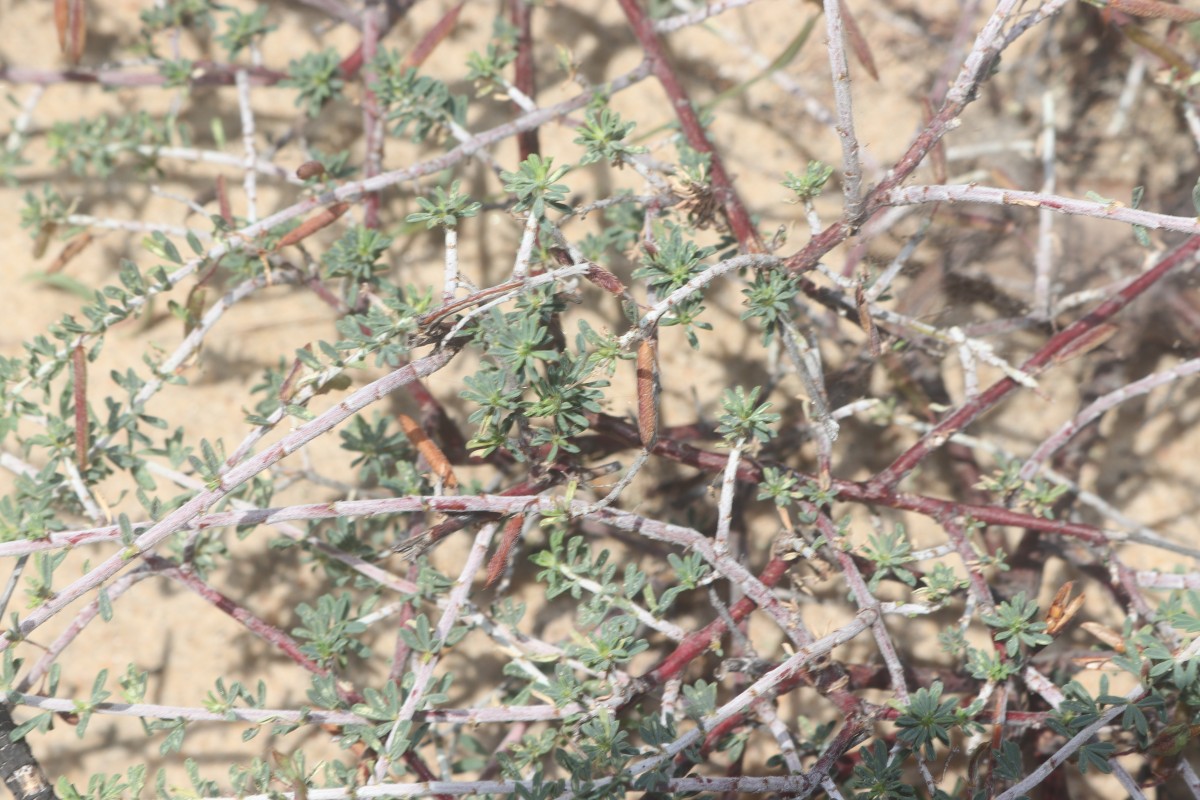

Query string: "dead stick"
[[0, 704, 56, 800]]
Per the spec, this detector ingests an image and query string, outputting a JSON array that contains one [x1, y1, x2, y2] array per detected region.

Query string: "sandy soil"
[[1, 0, 1199, 797]]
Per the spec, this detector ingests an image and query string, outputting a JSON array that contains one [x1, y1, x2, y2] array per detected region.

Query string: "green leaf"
[[716, 385, 780, 443], [894, 681, 958, 759], [282, 49, 346, 117], [98, 588, 112, 622], [143, 232, 182, 264], [1076, 740, 1114, 774]]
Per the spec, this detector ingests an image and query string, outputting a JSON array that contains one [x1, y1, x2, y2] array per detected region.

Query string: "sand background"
[[1, 0, 1199, 797]]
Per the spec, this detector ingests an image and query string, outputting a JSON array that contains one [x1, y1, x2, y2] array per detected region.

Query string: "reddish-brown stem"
[[510, 0, 540, 161], [588, 412, 1121, 549], [870, 234, 1200, 490], [615, 0, 764, 253], [387, 564, 419, 687], [780, 58, 994, 276], [644, 556, 789, 686], [337, 0, 414, 79], [148, 553, 449, 798], [403, 2, 465, 71], [402, 751, 455, 800], [144, 554, 324, 674]]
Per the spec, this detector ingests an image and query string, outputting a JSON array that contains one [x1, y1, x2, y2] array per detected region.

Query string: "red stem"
[[145, 554, 325, 675], [871, 234, 1200, 490], [510, 0, 540, 161], [403, 2, 466, 71], [644, 556, 789, 685], [615, 0, 764, 253], [589, 412, 1120, 549]]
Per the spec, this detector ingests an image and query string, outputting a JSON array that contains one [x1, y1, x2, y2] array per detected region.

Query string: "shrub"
[[2, 0, 1200, 798]]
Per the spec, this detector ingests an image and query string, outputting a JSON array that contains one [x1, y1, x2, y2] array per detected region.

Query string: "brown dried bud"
[[1044, 581, 1084, 636], [586, 264, 629, 297], [486, 513, 526, 587], [296, 160, 327, 181]]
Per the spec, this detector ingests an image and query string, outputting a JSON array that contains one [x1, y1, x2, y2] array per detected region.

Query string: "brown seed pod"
[[47, 231, 95, 274], [296, 160, 327, 181], [585, 264, 629, 297], [274, 202, 350, 250], [1109, 0, 1200, 22], [855, 280, 880, 357], [33, 223, 55, 259], [636, 337, 660, 449], [54, 0, 87, 64], [397, 413, 458, 489], [486, 513, 525, 587]]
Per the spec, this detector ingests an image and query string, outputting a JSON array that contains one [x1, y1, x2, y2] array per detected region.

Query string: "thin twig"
[[889, 182, 1200, 235], [822, 0, 863, 219], [235, 69, 258, 223], [0, 349, 456, 651], [1034, 91, 1057, 319], [1020, 356, 1200, 480]]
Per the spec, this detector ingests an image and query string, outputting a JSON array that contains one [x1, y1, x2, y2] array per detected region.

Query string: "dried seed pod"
[[274, 202, 350, 250], [636, 337, 660, 449], [47, 231, 94, 274], [277, 350, 306, 405], [486, 513, 525, 587], [585, 264, 628, 297], [54, 0, 87, 64], [397, 413, 458, 489], [838, 0, 878, 81], [1044, 581, 1084, 636], [33, 223, 56, 259], [1109, 0, 1200, 22], [855, 280, 880, 357], [296, 160, 327, 181]]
